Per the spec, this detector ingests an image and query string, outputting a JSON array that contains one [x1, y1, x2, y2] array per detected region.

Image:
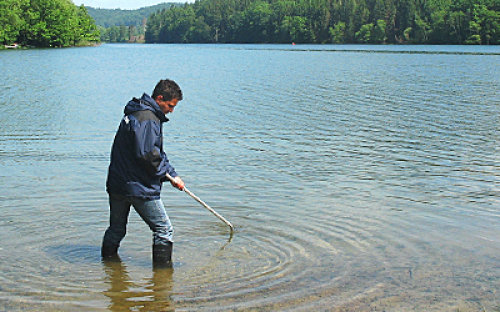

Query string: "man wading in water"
[[102, 79, 185, 268]]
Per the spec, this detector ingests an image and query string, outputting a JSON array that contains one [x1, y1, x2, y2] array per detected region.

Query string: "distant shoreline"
[[3, 43, 499, 57], [1, 42, 101, 50]]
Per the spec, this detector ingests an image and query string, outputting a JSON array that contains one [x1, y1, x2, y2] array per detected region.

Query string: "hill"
[[86, 2, 183, 28]]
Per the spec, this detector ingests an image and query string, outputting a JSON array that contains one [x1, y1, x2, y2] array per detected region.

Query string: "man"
[[102, 79, 185, 267]]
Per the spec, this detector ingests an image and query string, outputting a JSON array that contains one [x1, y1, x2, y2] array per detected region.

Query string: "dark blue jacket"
[[106, 93, 177, 200]]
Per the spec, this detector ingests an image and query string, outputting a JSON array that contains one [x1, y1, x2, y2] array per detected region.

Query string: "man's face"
[[156, 96, 179, 115]]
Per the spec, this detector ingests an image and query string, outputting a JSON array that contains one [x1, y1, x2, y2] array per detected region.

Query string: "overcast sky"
[[75, 0, 188, 10]]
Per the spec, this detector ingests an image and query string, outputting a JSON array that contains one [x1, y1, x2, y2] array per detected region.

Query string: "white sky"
[[74, 0, 189, 10]]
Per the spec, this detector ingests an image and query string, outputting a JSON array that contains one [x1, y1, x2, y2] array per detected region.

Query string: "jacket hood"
[[124, 93, 168, 122]]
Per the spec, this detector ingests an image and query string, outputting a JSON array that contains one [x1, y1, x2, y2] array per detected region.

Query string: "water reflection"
[[102, 260, 175, 312]]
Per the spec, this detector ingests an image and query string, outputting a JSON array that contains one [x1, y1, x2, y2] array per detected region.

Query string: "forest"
[[0, 0, 99, 47], [145, 0, 499, 44], [2, 0, 498, 47]]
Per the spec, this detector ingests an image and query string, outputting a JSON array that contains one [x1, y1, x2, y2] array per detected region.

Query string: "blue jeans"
[[103, 193, 174, 247]]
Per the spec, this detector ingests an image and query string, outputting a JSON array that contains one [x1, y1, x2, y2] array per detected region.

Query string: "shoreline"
[[2, 42, 101, 50]]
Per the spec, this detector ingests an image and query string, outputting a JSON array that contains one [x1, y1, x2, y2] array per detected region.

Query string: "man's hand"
[[170, 176, 185, 191]]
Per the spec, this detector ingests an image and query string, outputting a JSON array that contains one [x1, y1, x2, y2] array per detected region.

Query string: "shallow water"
[[0, 44, 499, 311]]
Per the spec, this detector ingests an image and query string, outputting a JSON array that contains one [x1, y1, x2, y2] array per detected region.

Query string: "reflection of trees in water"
[[102, 260, 174, 312]]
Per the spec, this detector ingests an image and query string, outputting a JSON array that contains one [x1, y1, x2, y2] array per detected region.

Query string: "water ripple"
[[1, 44, 499, 311]]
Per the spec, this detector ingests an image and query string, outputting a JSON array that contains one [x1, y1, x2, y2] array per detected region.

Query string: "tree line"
[[145, 0, 499, 44], [0, 0, 100, 47], [99, 25, 146, 43]]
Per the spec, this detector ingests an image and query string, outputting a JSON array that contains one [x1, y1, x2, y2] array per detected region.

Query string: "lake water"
[[0, 44, 499, 311]]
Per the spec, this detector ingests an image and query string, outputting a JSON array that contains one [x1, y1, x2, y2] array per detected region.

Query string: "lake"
[[0, 43, 499, 311]]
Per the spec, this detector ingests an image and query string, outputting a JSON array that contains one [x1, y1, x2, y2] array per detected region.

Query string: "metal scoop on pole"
[[166, 174, 234, 233]]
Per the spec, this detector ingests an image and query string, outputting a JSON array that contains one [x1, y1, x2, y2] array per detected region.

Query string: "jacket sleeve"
[[132, 119, 177, 180]]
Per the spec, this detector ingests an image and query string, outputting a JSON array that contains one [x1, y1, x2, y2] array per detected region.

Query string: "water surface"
[[0, 44, 499, 311]]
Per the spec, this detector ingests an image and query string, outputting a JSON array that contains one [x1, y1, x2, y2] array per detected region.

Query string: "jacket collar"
[[139, 93, 169, 123]]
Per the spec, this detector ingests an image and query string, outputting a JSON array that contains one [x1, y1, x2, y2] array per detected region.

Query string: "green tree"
[[396, 0, 416, 41], [372, 0, 386, 21], [403, 26, 412, 41], [232, 1, 272, 42], [356, 23, 373, 42], [23, 0, 79, 46], [106, 26, 120, 42], [469, 4, 500, 44], [413, 15, 430, 42], [76, 5, 100, 44], [157, 6, 199, 43], [466, 20, 482, 43], [0, 0, 28, 45], [329, 21, 346, 43], [119, 25, 128, 41], [145, 11, 163, 42], [186, 16, 212, 42], [372, 19, 386, 42], [448, 10, 467, 43], [281, 15, 315, 43], [428, 9, 448, 43], [271, 0, 299, 42], [13, 0, 99, 47]]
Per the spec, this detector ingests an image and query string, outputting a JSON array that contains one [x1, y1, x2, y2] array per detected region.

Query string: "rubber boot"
[[153, 242, 173, 268], [101, 242, 120, 261]]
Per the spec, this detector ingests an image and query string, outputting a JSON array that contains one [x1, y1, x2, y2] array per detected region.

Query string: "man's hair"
[[152, 79, 183, 101]]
